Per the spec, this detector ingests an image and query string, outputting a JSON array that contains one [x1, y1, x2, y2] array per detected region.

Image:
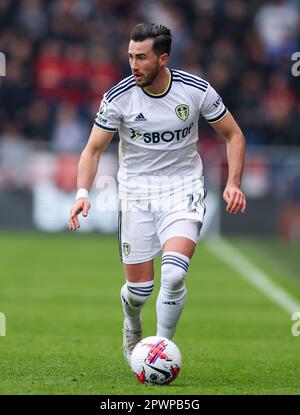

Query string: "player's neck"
[[143, 68, 170, 95]]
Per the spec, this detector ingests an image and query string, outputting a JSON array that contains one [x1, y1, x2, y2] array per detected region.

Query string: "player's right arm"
[[69, 125, 115, 230]]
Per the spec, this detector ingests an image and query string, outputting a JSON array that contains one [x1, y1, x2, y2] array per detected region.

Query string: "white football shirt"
[[95, 69, 227, 200]]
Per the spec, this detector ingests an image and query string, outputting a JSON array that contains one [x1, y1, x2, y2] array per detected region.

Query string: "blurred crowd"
[[0, 0, 299, 189]]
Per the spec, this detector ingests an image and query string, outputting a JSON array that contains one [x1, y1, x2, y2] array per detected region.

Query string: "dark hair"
[[130, 23, 172, 56]]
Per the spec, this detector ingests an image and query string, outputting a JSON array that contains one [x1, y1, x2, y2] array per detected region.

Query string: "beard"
[[135, 65, 160, 87]]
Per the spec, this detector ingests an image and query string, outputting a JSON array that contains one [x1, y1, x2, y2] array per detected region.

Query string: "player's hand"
[[69, 198, 91, 230], [223, 185, 246, 214]]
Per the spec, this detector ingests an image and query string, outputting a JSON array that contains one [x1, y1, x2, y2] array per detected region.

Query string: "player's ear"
[[159, 53, 169, 67]]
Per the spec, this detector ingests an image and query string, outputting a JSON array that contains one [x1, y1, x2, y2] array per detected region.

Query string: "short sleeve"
[[200, 84, 228, 124], [94, 96, 121, 132]]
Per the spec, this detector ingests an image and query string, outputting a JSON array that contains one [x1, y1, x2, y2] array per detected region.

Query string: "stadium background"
[[1, 0, 300, 395]]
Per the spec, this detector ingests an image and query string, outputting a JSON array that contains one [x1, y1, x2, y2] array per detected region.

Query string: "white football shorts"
[[118, 188, 206, 264]]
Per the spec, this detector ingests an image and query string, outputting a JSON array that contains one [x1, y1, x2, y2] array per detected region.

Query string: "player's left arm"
[[211, 111, 247, 214]]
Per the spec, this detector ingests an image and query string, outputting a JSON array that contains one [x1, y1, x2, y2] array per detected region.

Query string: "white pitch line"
[[206, 237, 300, 314]]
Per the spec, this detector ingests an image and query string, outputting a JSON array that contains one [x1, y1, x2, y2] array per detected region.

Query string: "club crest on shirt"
[[175, 104, 189, 121], [123, 242, 131, 256]]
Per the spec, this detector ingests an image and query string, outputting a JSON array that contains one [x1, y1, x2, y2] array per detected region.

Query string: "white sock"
[[120, 280, 154, 330], [156, 251, 190, 339]]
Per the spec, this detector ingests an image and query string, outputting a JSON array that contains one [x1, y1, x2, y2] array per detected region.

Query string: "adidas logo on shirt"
[[134, 113, 147, 121]]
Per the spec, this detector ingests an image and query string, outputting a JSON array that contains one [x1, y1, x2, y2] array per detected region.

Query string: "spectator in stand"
[[51, 103, 88, 153], [35, 40, 64, 103], [236, 71, 266, 146], [255, 0, 300, 63], [262, 72, 297, 146], [24, 100, 51, 144], [15, 0, 48, 42], [0, 124, 30, 189], [0, 59, 32, 122], [61, 44, 89, 105], [88, 45, 121, 107]]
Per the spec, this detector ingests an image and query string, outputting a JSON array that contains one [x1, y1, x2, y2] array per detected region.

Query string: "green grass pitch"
[[0, 233, 300, 395]]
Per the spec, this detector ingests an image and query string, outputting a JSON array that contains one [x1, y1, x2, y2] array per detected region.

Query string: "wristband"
[[76, 188, 89, 200]]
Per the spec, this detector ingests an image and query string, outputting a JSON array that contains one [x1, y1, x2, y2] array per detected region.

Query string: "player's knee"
[[161, 252, 190, 291], [121, 281, 154, 308], [161, 263, 187, 291]]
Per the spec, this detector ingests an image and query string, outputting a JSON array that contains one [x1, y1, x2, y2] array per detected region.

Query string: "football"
[[130, 336, 181, 385]]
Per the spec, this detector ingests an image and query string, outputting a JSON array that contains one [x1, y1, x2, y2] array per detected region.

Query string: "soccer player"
[[69, 23, 246, 364]]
